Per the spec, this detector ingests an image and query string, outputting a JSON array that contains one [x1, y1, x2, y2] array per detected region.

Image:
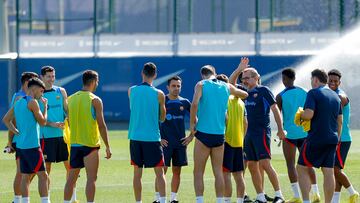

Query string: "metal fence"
[[4, 0, 360, 54]]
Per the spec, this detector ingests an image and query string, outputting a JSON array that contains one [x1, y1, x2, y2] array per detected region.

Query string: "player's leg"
[[13, 157, 22, 203], [64, 168, 80, 201], [133, 166, 143, 202], [20, 173, 33, 203], [154, 166, 167, 203], [36, 170, 49, 203], [233, 171, 245, 202], [210, 144, 225, 202], [322, 167, 335, 203], [170, 166, 181, 202], [223, 171, 232, 202], [283, 139, 298, 183], [296, 164, 311, 201], [259, 159, 284, 200], [193, 139, 211, 202], [83, 149, 99, 202]]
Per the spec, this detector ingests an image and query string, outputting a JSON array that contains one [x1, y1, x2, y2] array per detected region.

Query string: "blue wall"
[[14, 56, 307, 122]]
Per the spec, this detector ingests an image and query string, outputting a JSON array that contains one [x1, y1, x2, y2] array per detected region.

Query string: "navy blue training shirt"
[[245, 85, 276, 132], [304, 86, 342, 144], [160, 96, 191, 148]]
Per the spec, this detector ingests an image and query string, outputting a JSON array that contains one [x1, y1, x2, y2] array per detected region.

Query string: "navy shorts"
[[223, 142, 244, 172], [284, 137, 306, 150], [18, 147, 45, 174], [335, 141, 351, 169], [298, 140, 337, 168], [41, 137, 69, 163], [70, 146, 100, 169], [163, 146, 188, 167], [195, 131, 224, 148], [244, 129, 271, 161], [12, 142, 20, 160], [130, 140, 164, 168]]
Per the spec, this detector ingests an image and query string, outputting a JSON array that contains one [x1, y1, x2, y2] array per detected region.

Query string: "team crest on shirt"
[[56, 95, 61, 100], [180, 106, 184, 111], [253, 93, 258, 98]]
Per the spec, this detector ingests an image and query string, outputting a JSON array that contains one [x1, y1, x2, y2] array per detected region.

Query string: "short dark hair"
[[142, 62, 157, 78], [82, 70, 98, 86], [282, 68, 296, 80], [200, 65, 216, 77], [311, 69, 328, 83], [167, 76, 182, 85], [216, 74, 229, 83], [41, 66, 55, 76], [27, 77, 45, 89], [20, 72, 39, 85], [328, 69, 342, 79]]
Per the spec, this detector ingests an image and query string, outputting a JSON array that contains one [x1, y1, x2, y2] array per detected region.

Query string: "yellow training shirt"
[[68, 91, 100, 147], [225, 95, 246, 147]]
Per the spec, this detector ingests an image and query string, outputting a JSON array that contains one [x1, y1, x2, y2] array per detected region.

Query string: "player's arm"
[[2, 107, 19, 136], [60, 87, 69, 116], [229, 57, 249, 85], [243, 116, 248, 136], [182, 82, 202, 146], [270, 104, 286, 139], [28, 98, 47, 126], [7, 95, 22, 148], [301, 109, 314, 120], [93, 97, 112, 159], [229, 84, 248, 99], [338, 94, 349, 107], [337, 114, 343, 140], [275, 94, 282, 111], [158, 90, 166, 122]]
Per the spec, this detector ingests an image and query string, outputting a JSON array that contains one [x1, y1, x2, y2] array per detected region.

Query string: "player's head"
[[20, 72, 39, 89], [82, 70, 99, 92], [40, 66, 56, 87], [242, 67, 260, 89], [216, 74, 229, 83], [200, 65, 216, 79], [327, 69, 342, 91], [142, 62, 157, 80], [167, 76, 182, 97], [311, 69, 328, 88], [27, 78, 45, 99], [281, 68, 296, 87]]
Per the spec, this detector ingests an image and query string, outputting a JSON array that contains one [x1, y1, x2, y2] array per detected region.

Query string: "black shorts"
[[18, 147, 45, 174], [195, 131, 224, 148], [244, 129, 271, 161], [130, 140, 164, 168], [70, 146, 100, 169], [223, 142, 244, 172], [41, 137, 69, 163], [335, 141, 351, 169], [12, 142, 20, 160], [284, 137, 306, 150], [298, 140, 337, 168], [163, 146, 188, 167]]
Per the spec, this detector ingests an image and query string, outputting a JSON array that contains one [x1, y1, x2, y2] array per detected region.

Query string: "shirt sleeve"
[[304, 90, 316, 111], [263, 87, 276, 106]]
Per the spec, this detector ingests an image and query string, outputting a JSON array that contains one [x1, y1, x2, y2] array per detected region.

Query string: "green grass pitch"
[[1, 130, 359, 202]]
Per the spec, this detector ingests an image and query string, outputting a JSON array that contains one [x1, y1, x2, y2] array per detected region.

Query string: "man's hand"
[[277, 129, 287, 140], [181, 129, 196, 146], [238, 57, 249, 71], [40, 97, 48, 107], [5, 143, 15, 153], [160, 139, 168, 147], [49, 122, 65, 129], [105, 147, 112, 159]]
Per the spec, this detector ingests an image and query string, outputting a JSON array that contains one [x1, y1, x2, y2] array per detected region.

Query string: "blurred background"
[[1, 0, 359, 128]]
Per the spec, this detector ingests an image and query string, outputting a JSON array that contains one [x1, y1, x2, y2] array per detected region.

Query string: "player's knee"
[[87, 174, 97, 182]]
